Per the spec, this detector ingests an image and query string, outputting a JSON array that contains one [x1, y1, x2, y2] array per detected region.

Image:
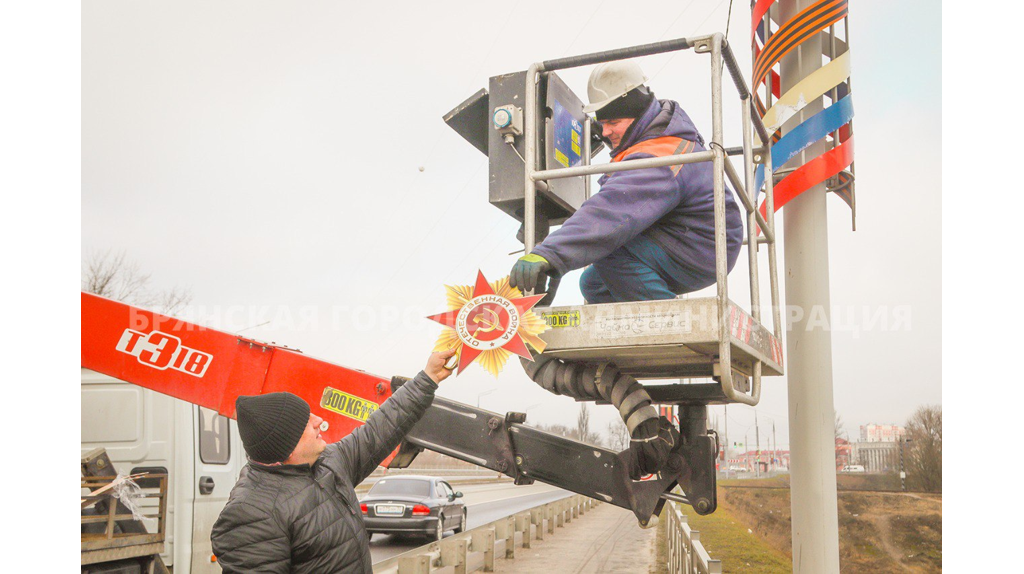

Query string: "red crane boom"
[[81, 292, 400, 464]]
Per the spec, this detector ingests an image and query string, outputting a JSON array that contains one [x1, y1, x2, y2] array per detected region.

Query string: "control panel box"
[[444, 71, 602, 226], [489, 71, 590, 224]]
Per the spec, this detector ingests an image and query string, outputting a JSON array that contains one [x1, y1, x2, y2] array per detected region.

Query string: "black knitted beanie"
[[235, 392, 310, 463], [595, 86, 655, 121]]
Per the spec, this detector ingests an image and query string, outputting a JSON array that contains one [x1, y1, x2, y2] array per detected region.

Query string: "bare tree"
[[606, 419, 630, 451], [83, 251, 149, 302], [83, 250, 192, 315], [834, 411, 850, 467], [155, 286, 193, 316], [905, 405, 942, 492], [576, 403, 592, 444], [534, 423, 577, 442]]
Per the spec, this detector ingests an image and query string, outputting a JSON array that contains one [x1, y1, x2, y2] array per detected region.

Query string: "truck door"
[[191, 405, 237, 572]]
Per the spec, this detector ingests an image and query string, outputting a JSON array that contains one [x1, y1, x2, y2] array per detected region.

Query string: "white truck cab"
[[82, 368, 245, 573]]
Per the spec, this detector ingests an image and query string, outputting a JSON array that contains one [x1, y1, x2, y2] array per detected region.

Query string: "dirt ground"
[[717, 477, 942, 573]]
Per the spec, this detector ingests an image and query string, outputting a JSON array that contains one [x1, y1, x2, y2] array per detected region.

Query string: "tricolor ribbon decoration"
[[752, 0, 856, 230], [427, 271, 549, 377]]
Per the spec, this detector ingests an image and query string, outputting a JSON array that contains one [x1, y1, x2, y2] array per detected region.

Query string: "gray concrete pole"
[[755, 411, 761, 477], [900, 440, 907, 491], [724, 405, 729, 479], [772, 421, 777, 473], [778, 0, 841, 571]]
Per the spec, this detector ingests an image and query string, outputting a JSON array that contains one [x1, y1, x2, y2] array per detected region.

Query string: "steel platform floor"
[[536, 297, 783, 380]]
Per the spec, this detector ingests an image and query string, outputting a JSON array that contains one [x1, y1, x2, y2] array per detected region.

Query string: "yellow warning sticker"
[[541, 310, 581, 328], [554, 149, 569, 167], [320, 387, 379, 422]]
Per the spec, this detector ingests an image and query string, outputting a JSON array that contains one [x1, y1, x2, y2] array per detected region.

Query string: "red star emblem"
[[427, 270, 547, 375]]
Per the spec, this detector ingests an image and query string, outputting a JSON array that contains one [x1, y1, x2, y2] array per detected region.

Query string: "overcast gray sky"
[[82, 0, 941, 450]]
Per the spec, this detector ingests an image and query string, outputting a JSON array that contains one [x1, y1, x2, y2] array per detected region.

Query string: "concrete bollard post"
[[516, 512, 531, 549], [566, 498, 573, 523], [531, 509, 544, 541], [668, 517, 675, 571], [667, 511, 675, 568], [440, 539, 467, 574], [546, 504, 555, 534], [557, 500, 565, 528], [498, 515, 515, 559], [494, 519, 508, 543], [398, 554, 431, 574], [572, 496, 579, 519], [471, 528, 496, 572]]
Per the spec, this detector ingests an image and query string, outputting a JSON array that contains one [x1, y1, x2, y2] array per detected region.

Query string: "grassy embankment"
[[654, 475, 941, 572], [654, 492, 791, 573], [716, 475, 941, 573]]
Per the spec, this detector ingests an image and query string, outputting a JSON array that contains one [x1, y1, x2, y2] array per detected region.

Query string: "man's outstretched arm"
[[327, 350, 455, 485]]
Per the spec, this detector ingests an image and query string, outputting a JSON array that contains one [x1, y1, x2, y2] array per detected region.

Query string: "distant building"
[[835, 437, 852, 469], [726, 450, 790, 473], [850, 423, 905, 473], [859, 423, 905, 443], [851, 441, 899, 473]]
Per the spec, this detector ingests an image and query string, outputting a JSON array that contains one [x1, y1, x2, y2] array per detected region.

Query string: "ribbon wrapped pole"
[[752, 0, 856, 229]]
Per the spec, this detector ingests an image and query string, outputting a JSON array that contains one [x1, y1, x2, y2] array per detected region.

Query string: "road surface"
[[368, 482, 569, 563]]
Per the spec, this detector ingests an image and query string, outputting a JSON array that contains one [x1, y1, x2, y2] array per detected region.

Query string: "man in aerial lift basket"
[[510, 61, 743, 304]]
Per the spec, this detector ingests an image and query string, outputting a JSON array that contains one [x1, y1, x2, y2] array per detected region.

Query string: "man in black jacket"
[[211, 349, 456, 573]]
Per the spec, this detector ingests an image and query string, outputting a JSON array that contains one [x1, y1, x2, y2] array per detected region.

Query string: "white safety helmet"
[[583, 61, 650, 114]]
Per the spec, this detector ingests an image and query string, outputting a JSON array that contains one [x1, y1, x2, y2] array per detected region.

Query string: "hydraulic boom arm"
[[81, 292, 710, 524]]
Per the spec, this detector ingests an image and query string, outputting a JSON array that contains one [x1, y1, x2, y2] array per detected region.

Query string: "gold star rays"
[[427, 271, 549, 376]]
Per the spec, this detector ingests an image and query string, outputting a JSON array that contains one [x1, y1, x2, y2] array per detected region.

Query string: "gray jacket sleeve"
[[211, 492, 291, 573], [326, 370, 438, 485]]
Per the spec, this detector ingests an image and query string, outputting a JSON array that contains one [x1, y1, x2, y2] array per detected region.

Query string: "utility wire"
[[649, 0, 731, 83], [361, 1, 734, 365], [558, 0, 609, 57], [349, 0, 526, 278], [362, 3, 629, 364], [656, 0, 700, 46], [725, 0, 735, 40]]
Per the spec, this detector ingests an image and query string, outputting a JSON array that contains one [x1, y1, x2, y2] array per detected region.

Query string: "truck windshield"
[[369, 479, 431, 497]]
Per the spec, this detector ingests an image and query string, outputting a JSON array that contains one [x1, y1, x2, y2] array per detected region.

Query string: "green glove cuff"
[[521, 253, 548, 265]]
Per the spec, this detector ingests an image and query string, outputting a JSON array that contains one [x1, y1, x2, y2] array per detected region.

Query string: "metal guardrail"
[[665, 500, 722, 573], [372, 495, 597, 573], [372, 493, 722, 572]]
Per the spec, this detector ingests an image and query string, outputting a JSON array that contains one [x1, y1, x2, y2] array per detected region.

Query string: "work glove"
[[510, 253, 553, 295], [628, 417, 679, 480]]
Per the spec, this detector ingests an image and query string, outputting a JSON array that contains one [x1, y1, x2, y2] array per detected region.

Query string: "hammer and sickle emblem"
[[472, 308, 504, 335]]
